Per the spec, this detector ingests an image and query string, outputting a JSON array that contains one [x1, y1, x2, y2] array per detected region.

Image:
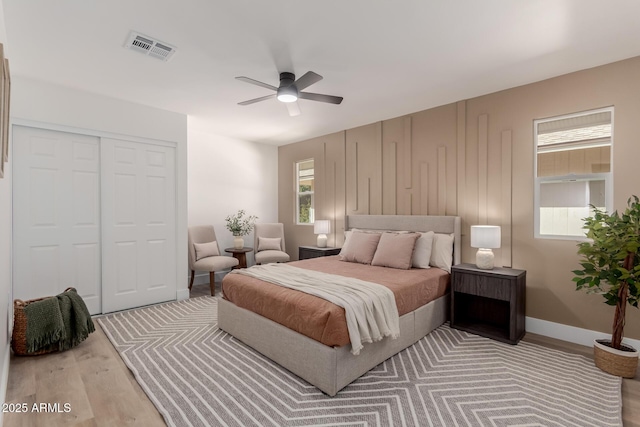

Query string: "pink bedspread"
[[222, 256, 449, 347]]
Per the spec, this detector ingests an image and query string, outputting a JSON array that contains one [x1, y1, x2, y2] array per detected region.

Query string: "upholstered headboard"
[[345, 215, 461, 265]]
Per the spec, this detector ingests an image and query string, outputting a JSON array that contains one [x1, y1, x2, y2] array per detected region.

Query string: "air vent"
[[124, 31, 176, 62]]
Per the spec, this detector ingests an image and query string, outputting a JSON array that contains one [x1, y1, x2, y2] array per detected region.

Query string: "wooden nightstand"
[[450, 263, 526, 345], [298, 246, 341, 260]]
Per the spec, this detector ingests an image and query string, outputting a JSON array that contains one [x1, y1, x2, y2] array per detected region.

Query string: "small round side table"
[[224, 247, 253, 269]]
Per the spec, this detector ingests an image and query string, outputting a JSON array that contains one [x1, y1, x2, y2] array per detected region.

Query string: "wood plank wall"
[[279, 101, 514, 265]]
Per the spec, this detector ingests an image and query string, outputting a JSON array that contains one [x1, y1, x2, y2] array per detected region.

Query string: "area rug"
[[98, 297, 622, 427]]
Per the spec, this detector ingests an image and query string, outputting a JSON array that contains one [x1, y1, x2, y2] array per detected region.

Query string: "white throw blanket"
[[230, 263, 400, 355]]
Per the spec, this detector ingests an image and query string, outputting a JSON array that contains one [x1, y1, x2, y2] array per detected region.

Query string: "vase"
[[233, 235, 244, 249], [593, 339, 639, 378]]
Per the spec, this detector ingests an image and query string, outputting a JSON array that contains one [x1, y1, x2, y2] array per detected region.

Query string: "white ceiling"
[[4, 0, 640, 146]]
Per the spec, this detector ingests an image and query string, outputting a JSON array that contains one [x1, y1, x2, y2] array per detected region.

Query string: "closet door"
[[13, 126, 102, 314], [101, 138, 176, 313]]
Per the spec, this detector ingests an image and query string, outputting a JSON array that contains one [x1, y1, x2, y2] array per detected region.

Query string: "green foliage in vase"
[[573, 196, 640, 350], [225, 210, 258, 237]]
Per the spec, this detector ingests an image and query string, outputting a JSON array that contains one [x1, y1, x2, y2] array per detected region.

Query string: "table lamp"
[[314, 220, 330, 248], [470, 225, 501, 269]]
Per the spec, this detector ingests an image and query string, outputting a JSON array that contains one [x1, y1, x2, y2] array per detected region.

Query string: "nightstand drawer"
[[454, 273, 512, 301]]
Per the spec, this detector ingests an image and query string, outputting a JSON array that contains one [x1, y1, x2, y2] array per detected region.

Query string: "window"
[[534, 108, 613, 239], [296, 159, 314, 224]]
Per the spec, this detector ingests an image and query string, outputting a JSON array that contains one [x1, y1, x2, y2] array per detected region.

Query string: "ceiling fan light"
[[277, 85, 298, 103], [277, 93, 298, 103]]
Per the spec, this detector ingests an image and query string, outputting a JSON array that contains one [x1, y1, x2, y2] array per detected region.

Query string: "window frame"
[[295, 159, 315, 225], [533, 107, 614, 241]]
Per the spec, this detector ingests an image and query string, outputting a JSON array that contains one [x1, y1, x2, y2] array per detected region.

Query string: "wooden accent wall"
[[279, 102, 513, 266]]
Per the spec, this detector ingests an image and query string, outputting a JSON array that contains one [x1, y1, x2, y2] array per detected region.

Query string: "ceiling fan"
[[236, 71, 343, 117]]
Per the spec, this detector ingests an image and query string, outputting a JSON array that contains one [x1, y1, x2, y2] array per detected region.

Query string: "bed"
[[218, 215, 461, 396]]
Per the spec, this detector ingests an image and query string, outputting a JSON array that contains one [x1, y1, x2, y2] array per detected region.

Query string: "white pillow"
[[258, 237, 282, 251], [339, 230, 354, 256], [430, 233, 454, 273], [193, 241, 220, 261], [412, 231, 435, 269]]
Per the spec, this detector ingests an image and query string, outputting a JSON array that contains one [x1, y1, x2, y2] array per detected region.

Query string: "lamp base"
[[475, 248, 495, 269], [317, 234, 327, 248]]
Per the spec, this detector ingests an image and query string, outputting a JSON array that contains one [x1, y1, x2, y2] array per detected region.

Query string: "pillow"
[[339, 230, 354, 256], [338, 229, 366, 256], [372, 232, 420, 270], [258, 237, 282, 252], [430, 233, 454, 273], [338, 231, 381, 264], [193, 241, 220, 261], [412, 231, 435, 269]]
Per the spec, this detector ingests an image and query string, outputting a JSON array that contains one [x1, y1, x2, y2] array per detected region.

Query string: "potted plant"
[[573, 196, 640, 378], [225, 210, 258, 249]]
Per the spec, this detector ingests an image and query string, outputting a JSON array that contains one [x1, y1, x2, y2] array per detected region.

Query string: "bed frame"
[[218, 215, 461, 396]]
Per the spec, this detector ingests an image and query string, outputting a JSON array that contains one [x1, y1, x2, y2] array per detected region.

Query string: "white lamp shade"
[[470, 225, 501, 249], [314, 220, 330, 235]]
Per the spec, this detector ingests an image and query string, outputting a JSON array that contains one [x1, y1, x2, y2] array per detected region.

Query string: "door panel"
[[13, 126, 101, 314], [101, 138, 176, 313]]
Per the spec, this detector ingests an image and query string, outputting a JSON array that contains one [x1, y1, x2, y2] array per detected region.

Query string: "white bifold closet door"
[[13, 127, 177, 314], [13, 127, 102, 314], [100, 138, 176, 313]]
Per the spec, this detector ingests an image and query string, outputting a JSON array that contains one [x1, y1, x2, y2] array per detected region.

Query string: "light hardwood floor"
[[4, 282, 639, 426]]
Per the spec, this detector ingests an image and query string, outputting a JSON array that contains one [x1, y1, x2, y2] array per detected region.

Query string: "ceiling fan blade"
[[235, 76, 278, 91], [294, 71, 323, 91], [286, 101, 301, 117], [298, 92, 343, 105], [238, 94, 276, 105]]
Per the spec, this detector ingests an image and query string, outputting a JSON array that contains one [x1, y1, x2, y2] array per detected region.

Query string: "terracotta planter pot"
[[593, 339, 639, 378]]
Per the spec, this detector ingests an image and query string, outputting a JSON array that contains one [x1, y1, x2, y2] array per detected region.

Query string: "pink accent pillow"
[[338, 231, 381, 264], [372, 232, 420, 270]]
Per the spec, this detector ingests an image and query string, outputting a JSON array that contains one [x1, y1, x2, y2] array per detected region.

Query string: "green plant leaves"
[[572, 196, 640, 343], [224, 210, 258, 237]]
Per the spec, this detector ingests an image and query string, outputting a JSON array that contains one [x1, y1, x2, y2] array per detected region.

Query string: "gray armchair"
[[188, 225, 239, 296], [253, 223, 290, 264]]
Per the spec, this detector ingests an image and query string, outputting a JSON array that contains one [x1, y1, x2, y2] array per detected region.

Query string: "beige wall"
[[278, 55, 640, 340]]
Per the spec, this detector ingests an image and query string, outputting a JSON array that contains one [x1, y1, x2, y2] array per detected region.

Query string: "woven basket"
[[593, 339, 639, 378], [11, 287, 74, 356]]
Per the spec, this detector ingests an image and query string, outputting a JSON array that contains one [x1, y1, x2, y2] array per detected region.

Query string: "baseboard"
[[526, 316, 640, 350], [176, 288, 190, 301], [0, 344, 10, 427]]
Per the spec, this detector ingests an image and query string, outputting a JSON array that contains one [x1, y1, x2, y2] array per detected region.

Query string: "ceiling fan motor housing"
[[279, 72, 296, 87]]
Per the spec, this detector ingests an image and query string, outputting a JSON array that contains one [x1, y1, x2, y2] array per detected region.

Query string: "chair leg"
[[189, 270, 195, 290], [209, 271, 216, 296]]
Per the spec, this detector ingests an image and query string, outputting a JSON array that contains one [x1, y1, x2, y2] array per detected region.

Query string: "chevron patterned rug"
[[98, 297, 622, 427]]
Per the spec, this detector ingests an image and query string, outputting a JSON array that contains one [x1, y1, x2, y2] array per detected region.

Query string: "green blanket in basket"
[[24, 288, 95, 353]]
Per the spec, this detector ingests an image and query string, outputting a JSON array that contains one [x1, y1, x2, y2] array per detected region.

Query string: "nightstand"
[[298, 246, 341, 260], [450, 263, 526, 344], [224, 247, 253, 269]]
